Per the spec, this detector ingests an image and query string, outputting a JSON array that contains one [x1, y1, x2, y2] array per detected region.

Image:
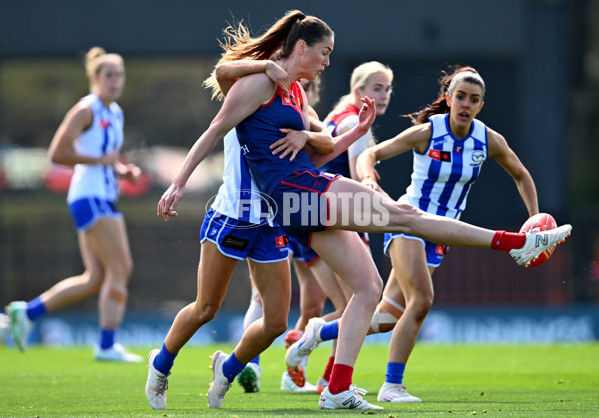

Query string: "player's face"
[[301, 36, 333, 80], [446, 81, 484, 132], [358, 72, 392, 116], [95, 61, 125, 102]]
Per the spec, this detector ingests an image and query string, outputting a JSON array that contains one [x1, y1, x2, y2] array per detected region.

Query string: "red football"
[[519, 213, 558, 267]]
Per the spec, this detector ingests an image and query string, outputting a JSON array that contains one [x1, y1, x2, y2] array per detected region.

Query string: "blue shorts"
[[271, 170, 341, 246], [68, 197, 122, 232], [383, 233, 448, 268], [200, 208, 289, 263]]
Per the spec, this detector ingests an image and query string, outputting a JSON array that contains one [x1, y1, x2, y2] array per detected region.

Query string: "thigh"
[[308, 258, 350, 309], [195, 240, 239, 307], [248, 259, 291, 320], [387, 237, 435, 298], [310, 228, 381, 295], [324, 176, 398, 232], [76, 231, 105, 288], [85, 216, 131, 271], [293, 258, 326, 304]]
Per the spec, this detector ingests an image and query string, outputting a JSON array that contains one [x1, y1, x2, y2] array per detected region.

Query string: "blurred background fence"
[[1, 0, 598, 344]]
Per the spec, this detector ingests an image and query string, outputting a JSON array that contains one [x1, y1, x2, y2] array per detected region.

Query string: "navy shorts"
[[68, 197, 122, 232], [383, 233, 448, 268], [200, 208, 289, 263], [271, 170, 341, 246], [288, 236, 305, 261]]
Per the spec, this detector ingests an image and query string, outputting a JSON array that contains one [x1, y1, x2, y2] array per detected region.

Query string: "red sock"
[[322, 356, 335, 381], [327, 363, 353, 394], [490, 231, 526, 252]]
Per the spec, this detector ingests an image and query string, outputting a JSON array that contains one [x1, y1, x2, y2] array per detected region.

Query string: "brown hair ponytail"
[[204, 10, 333, 100]]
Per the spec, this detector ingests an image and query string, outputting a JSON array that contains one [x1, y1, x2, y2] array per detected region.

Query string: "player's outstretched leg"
[[145, 349, 170, 409]]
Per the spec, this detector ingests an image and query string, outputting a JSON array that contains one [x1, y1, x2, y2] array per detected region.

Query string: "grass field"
[[2, 342, 598, 417]]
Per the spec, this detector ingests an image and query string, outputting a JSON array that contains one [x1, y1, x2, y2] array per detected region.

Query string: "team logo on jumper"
[[99, 119, 111, 129], [429, 149, 451, 162], [205, 189, 277, 229], [470, 150, 485, 166]]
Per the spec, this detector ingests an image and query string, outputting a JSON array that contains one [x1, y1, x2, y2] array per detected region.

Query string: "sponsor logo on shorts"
[[275, 235, 289, 247], [221, 235, 249, 250]]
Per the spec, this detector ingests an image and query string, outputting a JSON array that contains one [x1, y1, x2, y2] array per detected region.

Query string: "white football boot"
[[285, 317, 324, 368], [377, 382, 422, 402], [319, 385, 383, 410], [145, 349, 169, 409], [509, 224, 571, 266], [208, 350, 232, 409]]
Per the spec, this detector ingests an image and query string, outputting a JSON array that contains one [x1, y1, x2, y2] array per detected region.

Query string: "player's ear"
[[297, 40, 307, 55]]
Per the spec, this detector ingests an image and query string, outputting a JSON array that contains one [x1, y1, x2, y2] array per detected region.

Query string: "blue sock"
[[26, 297, 47, 321], [153, 343, 177, 375], [385, 362, 406, 384], [250, 355, 260, 366], [99, 329, 115, 350], [319, 319, 339, 341], [222, 351, 246, 383]]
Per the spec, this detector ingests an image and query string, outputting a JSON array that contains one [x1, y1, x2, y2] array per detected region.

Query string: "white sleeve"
[[347, 130, 372, 159], [336, 114, 372, 159]]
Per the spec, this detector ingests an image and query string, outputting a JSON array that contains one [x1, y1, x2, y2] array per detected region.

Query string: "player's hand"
[[361, 177, 379, 191], [356, 96, 376, 135], [265, 62, 290, 96], [99, 150, 119, 166], [157, 184, 184, 222], [126, 164, 142, 184], [271, 129, 309, 161]]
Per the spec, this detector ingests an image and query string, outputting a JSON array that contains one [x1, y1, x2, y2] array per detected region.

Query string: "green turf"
[[1, 343, 598, 417]]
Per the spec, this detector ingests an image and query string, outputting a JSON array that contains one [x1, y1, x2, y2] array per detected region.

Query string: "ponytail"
[[204, 10, 333, 100]]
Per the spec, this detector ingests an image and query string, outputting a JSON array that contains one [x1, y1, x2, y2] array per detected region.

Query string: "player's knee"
[[368, 276, 384, 303], [302, 301, 324, 321], [391, 203, 424, 234], [263, 316, 288, 338], [107, 281, 128, 298], [411, 295, 434, 322], [194, 303, 219, 326], [369, 296, 405, 334]]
